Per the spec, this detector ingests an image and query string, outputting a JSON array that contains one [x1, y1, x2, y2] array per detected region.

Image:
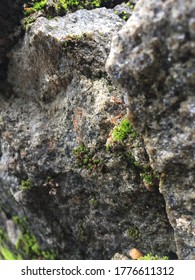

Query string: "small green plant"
[[112, 119, 139, 142], [126, 225, 140, 239], [140, 170, 159, 190], [112, 119, 131, 141], [22, 16, 36, 30], [121, 11, 127, 20], [0, 226, 22, 260], [73, 144, 102, 171], [23, 0, 131, 17], [23, 0, 47, 15], [89, 197, 98, 207], [20, 179, 31, 191], [0, 228, 5, 242], [127, 1, 136, 9], [54, 0, 102, 13], [33, 0, 47, 11], [139, 253, 169, 260], [0, 246, 22, 260], [141, 172, 154, 185]]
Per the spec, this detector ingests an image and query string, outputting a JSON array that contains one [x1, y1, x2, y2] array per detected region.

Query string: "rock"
[[106, 0, 195, 259], [111, 252, 129, 260], [129, 248, 143, 260], [6, 220, 21, 245], [0, 7, 175, 259]]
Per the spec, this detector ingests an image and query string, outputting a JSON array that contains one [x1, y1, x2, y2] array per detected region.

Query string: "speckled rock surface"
[[0, 7, 175, 259], [106, 0, 195, 259]]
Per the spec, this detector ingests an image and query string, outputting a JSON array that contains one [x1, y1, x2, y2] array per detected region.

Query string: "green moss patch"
[[73, 144, 102, 171], [23, 0, 134, 17], [20, 179, 31, 191], [0, 216, 56, 260], [13, 216, 56, 259], [139, 253, 169, 260], [0, 246, 22, 260], [112, 118, 139, 142]]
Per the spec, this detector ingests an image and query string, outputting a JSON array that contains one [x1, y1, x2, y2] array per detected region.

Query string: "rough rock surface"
[[0, 7, 176, 259], [106, 0, 195, 259]]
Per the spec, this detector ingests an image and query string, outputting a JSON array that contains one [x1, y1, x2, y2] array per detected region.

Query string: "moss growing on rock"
[[140, 170, 160, 191], [0, 246, 22, 260], [12, 216, 56, 260], [139, 253, 169, 260], [20, 179, 31, 191], [112, 118, 139, 142], [126, 225, 140, 239], [23, 0, 133, 16], [73, 144, 102, 171]]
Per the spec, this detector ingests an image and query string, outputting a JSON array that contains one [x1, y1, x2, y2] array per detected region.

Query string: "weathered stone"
[[0, 7, 175, 259], [106, 0, 195, 259]]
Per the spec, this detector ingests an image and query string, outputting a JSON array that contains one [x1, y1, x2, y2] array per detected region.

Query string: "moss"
[[127, 1, 136, 9], [139, 253, 169, 260], [63, 34, 84, 49], [112, 119, 132, 142], [33, 0, 47, 10], [59, 0, 101, 11], [89, 197, 98, 207], [73, 143, 102, 171], [20, 179, 31, 191], [0, 228, 5, 242], [126, 225, 140, 239], [23, 0, 132, 17], [0, 226, 22, 260], [77, 221, 86, 242], [121, 11, 127, 21], [23, 0, 47, 15], [22, 1, 133, 30], [112, 119, 139, 143], [140, 170, 159, 188], [0, 246, 22, 260], [22, 15, 36, 30], [13, 216, 56, 259]]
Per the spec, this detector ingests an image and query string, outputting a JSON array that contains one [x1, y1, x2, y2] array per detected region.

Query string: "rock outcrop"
[[0, 6, 175, 259], [106, 0, 195, 259]]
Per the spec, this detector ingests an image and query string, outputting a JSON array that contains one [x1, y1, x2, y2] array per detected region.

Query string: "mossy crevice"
[[72, 117, 160, 193], [106, 117, 160, 191]]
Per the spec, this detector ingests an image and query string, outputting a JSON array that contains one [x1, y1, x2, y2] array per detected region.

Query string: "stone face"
[[0, 7, 176, 259], [8, 8, 124, 102], [106, 0, 195, 259]]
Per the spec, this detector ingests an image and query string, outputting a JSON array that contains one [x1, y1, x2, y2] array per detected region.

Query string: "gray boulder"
[[0, 8, 175, 259], [106, 0, 195, 259]]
